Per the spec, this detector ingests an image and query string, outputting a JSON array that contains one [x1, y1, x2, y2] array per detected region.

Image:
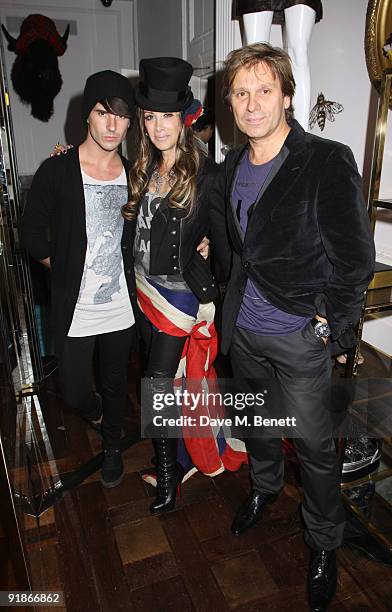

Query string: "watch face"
[[314, 322, 330, 338]]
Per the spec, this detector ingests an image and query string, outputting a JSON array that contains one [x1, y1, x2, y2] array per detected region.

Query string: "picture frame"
[[365, 0, 392, 107]]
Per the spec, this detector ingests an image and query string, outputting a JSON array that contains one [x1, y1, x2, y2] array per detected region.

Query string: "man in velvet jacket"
[[210, 43, 375, 611]]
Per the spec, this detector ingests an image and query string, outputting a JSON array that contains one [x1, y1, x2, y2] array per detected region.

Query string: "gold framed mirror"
[[365, 0, 392, 107]]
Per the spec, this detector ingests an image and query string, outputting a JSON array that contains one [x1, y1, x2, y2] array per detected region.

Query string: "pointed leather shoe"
[[231, 490, 277, 536], [308, 549, 337, 612]]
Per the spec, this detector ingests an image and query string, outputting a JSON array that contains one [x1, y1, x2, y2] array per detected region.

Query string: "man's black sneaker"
[[101, 449, 124, 488]]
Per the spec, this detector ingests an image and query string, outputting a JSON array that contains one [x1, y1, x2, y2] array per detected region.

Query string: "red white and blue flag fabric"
[[136, 271, 248, 484]]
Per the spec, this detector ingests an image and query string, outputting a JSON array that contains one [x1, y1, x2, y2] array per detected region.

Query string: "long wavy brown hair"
[[122, 108, 201, 220]]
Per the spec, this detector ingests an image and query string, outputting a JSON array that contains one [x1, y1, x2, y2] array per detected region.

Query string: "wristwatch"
[[311, 317, 331, 339]]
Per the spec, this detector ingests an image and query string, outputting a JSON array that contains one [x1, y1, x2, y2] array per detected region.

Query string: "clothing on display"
[[235, 0, 323, 25]]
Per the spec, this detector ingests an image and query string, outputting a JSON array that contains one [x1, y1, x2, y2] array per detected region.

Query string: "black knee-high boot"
[[150, 437, 184, 514]]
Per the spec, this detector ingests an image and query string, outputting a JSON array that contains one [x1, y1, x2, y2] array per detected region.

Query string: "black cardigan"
[[20, 146, 140, 357]]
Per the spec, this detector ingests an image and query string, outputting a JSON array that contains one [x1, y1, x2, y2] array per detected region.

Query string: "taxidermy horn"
[[61, 24, 70, 46], [1, 24, 17, 52]]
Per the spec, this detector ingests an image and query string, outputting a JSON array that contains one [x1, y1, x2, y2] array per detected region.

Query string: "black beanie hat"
[[82, 70, 135, 122]]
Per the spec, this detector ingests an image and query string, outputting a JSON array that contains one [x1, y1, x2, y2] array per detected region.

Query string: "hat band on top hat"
[[140, 83, 187, 105]]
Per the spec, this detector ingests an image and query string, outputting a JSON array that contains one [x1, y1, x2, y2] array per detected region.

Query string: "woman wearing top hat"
[[122, 57, 246, 514]]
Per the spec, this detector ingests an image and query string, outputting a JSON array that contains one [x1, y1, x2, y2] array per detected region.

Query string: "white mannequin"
[[242, 5, 316, 130]]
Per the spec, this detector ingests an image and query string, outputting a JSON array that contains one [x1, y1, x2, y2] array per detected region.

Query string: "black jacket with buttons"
[[148, 155, 221, 282], [20, 146, 140, 358]]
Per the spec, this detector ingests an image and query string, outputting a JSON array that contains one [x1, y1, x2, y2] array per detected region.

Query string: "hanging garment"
[[235, 0, 323, 25]]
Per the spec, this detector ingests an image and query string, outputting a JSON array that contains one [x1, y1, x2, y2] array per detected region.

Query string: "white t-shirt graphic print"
[[68, 168, 134, 337]]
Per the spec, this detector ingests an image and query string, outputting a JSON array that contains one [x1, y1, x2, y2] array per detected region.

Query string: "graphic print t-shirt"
[[134, 191, 190, 292], [67, 168, 135, 337]]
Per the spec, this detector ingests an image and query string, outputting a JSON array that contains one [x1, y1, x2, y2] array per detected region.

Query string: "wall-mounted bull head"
[[2, 14, 70, 122]]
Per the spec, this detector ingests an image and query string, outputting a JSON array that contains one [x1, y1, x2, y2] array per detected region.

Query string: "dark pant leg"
[[139, 315, 187, 379], [138, 314, 153, 374], [294, 436, 344, 550], [230, 323, 345, 549], [96, 326, 135, 449], [59, 335, 101, 420], [230, 326, 284, 495], [269, 322, 345, 550]]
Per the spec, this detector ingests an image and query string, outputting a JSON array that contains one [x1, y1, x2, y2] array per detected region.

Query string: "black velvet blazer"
[[209, 120, 375, 354], [20, 146, 140, 357]]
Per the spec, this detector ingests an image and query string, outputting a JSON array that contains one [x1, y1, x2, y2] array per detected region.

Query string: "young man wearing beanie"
[[21, 70, 140, 487]]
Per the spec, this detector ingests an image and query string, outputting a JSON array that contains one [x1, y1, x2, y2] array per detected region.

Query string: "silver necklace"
[[151, 165, 175, 195]]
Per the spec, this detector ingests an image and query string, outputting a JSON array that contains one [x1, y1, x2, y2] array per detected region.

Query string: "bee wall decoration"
[[309, 93, 344, 131]]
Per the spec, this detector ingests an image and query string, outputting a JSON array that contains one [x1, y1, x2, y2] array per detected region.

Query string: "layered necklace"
[[150, 165, 176, 196]]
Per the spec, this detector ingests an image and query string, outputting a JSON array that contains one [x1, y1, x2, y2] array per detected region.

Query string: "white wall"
[[137, 0, 183, 59], [0, 0, 137, 176], [136, 0, 214, 76], [183, 0, 214, 105], [183, 0, 214, 77], [223, 0, 392, 356], [136, 0, 213, 102]]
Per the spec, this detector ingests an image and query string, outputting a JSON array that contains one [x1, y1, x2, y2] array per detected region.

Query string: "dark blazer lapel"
[[226, 144, 247, 252], [247, 135, 312, 236]]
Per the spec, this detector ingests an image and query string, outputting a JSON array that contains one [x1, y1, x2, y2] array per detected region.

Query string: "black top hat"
[[135, 57, 194, 112]]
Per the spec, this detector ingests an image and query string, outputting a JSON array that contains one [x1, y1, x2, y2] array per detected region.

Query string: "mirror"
[[365, 0, 392, 107], [0, 30, 61, 587]]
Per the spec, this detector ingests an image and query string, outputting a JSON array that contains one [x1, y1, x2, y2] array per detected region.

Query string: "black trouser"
[[59, 326, 135, 449], [139, 315, 186, 378], [230, 323, 345, 551]]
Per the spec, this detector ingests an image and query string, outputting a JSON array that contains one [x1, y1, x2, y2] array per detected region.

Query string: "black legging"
[[59, 325, 135, 449], [138, 314, 188, 436], [139, 315, 187, 378]]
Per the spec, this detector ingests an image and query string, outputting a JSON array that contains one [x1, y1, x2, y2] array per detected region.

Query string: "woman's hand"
[[197, 236, 210, 260], [50, 143, 73, 157]]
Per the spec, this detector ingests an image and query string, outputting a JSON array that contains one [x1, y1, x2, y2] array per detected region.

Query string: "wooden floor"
[[3, 346, 392, 611]]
